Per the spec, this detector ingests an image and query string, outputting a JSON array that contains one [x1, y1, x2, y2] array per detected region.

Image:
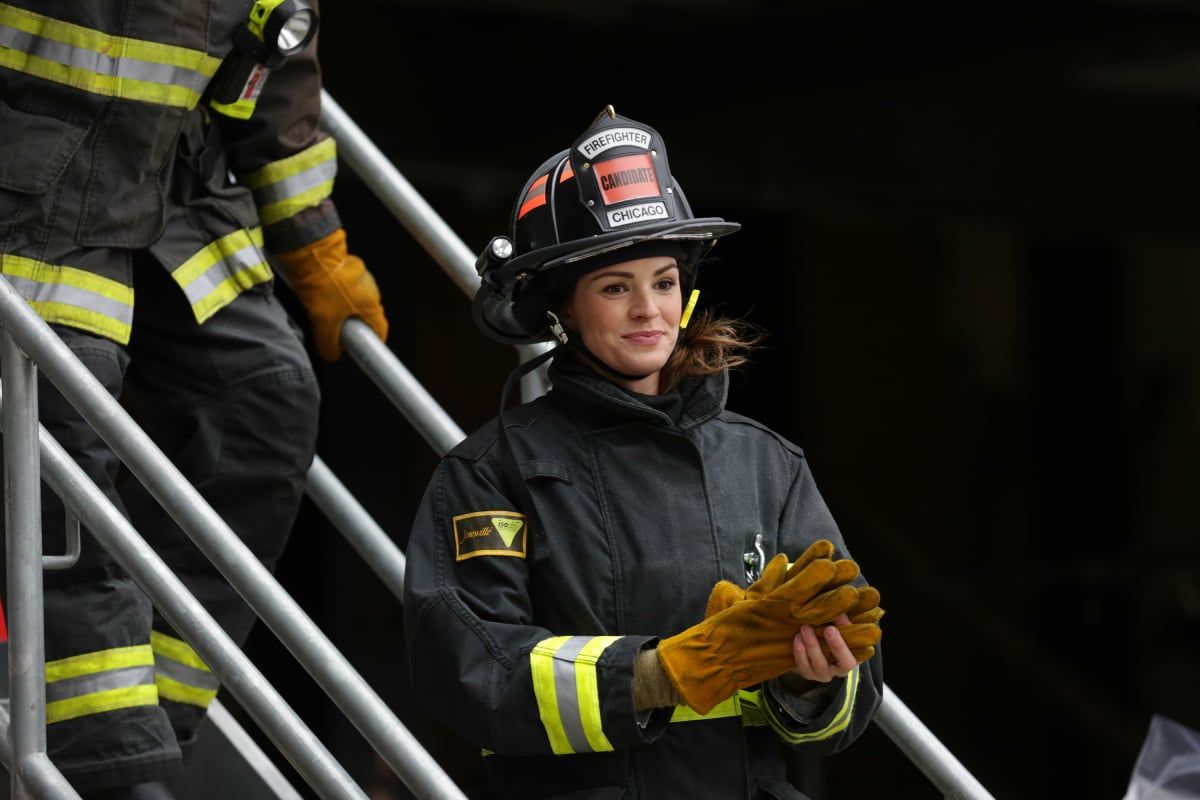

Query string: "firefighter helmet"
[[472, 105, 741, 345]]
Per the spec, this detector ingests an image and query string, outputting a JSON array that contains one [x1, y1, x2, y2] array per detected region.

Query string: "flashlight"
[[210, 0, 319, 119], [475, 236, 514, 279]]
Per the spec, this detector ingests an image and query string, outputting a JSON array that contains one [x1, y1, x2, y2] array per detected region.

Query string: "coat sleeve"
[[760, 454, 885, 753], [402, 442, 671, 757], [214, 0, 342, 253]]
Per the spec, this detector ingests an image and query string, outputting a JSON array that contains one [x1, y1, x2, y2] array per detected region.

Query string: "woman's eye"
[[655, 278, 677, 291]]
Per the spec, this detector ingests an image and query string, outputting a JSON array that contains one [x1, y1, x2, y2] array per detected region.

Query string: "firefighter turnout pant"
[[0, 255, 321, 793]]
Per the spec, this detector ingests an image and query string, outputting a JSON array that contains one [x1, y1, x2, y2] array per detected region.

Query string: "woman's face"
[[560, 255, 682, 395]]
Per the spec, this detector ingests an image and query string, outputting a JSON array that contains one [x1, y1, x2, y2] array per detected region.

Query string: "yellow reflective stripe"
[[574, 637, 616, 753], [27, 301, 132, 343], [192, 260, 272, 323], [531, 636, 573, 754], [530, 635, 618, 755], [240, 138, 337, 189], [44, 644, 153, 681], [44, 644, 158, 725], [0, 4, 220, 108], [3, 253, 134, 343], [46, 684, 158, 724], [670, 693, 741, 723], [768, 666, 861, 744], [255, 182, 332, 226], [151, 631, 220, 709], [150, 631, 207, 671], [239, 139, 337, 225], [156, 673, 218, 708], [172, 227, 273, 323]]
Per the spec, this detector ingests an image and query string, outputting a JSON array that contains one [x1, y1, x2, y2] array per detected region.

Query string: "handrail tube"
[[873, 686, 995, 800], [306, 455, 406, 600], [323, 90, 553, 401], [0, 707, 73, 798], [2, 332, 52, 800], [0, 386, 366, 800], [0, 277, 468, 800], [16, 752, 76, 800], [206, 699, 306, 800], [341, 320, 465, 456], [319, 90, 479, 299]]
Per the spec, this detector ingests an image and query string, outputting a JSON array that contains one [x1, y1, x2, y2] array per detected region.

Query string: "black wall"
[[239, 4, 1200, 798]]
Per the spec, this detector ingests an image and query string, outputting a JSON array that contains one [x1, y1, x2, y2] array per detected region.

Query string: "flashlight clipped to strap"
[[210, 0, 319, 120]]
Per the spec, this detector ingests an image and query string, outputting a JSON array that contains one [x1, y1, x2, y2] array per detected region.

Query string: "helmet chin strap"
[[546, 311, 656, 383]]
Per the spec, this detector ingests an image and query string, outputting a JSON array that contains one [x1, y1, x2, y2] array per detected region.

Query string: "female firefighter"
[[402, 105, 884, 799]]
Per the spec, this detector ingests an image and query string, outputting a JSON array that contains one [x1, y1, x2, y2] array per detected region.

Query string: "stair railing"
[[0, 271, 467, 800]]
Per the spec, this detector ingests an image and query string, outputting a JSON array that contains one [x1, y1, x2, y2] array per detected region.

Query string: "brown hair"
[[658, 307, 765, 394]]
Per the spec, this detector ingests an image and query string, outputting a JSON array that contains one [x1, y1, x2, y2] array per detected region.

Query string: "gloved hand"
[[274, 227, 388, 361], [814, 586, 884, 663], [705, 541, 883, 665], [705, 539, 856, 617], [657, 555, 861, 714]]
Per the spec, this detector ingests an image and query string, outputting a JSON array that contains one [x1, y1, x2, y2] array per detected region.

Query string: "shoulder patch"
[[453, 510, 528, 561]]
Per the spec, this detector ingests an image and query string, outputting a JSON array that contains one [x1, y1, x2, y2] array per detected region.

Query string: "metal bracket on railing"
[[43, 514, 81, 570]]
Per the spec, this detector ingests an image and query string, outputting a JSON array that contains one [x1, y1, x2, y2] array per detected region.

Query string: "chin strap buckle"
[[546, 311, 569, 345]]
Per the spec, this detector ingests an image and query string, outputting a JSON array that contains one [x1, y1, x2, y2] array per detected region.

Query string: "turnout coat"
[[404, 357, 884, 799]]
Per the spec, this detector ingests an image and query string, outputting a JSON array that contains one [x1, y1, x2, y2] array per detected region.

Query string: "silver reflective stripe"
[[154, 654, 220, 692], [44, 664, 155, 703], [0, 25, 205, 92], [548, 637, 592, 755], [3, 270, 133, 323], [251, 157, 337, 208], [178, 239, 267, 308]]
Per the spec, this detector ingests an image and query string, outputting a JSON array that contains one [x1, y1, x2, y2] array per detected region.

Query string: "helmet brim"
[[472, 218, 741, 345]]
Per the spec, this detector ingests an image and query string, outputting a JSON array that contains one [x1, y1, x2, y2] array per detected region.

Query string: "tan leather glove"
[[657, 556, 861, 714], [827, 585, 884, 663], [705, 542, 882, 664], [274, 228, 388, 361]]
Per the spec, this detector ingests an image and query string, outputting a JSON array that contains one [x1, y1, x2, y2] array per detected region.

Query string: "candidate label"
[[594, 153, 661, 206]]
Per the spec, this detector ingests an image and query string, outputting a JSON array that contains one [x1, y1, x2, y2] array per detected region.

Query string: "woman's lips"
[[624, 331, 664, 345]]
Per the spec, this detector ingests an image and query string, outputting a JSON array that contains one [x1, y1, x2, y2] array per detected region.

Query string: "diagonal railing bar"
[[0, 274, 468, 800], [0, 379, 362, 800]]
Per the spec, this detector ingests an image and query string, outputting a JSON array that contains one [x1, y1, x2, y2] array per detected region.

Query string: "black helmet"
[[472, 105, 741, 346]]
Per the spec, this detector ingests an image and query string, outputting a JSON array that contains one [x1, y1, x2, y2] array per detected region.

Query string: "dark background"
[[236, 2, 1200, 798]]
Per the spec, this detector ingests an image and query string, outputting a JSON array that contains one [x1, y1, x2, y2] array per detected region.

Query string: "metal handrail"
[[0, 369, 359, 800], [319, 91, 996, 800], [0, 273, 466, 799]]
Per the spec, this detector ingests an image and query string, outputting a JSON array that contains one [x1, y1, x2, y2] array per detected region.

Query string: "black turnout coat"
[[404, 357, 883, 799]]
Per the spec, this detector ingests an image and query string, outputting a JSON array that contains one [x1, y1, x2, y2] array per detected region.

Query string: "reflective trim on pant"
[[0, 256, 318, 787], [151, 631, 219, 709], [44, 644, 158, 724]]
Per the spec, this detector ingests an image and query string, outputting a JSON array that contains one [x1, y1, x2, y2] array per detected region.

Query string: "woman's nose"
[[629, 288, 660, 318]]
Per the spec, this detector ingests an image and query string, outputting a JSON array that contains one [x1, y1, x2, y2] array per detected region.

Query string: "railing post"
[[0, 330, 62, 799]]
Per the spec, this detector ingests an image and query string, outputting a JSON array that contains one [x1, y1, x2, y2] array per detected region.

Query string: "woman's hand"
[[791, 613, 858, 682]]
